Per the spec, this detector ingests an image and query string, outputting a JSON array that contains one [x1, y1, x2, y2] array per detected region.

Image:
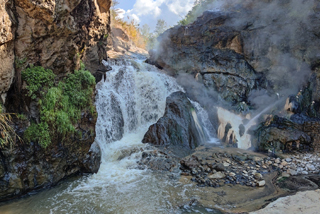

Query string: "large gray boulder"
[[142, 92, 203, 157]]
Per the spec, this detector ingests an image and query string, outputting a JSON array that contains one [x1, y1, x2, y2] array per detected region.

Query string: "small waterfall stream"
[[0, 57, 218, 214]]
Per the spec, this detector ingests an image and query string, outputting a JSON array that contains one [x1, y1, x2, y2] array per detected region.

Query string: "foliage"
[[15, 57, 27, 69], [24, 122, 51, 148], [179, 0, 217, 26], [154, 19, 167, 36], [0, 106, 21, 147], [22, 66, 56, 99], [22, 66, 96, 148], [110, 1, 170, 50]]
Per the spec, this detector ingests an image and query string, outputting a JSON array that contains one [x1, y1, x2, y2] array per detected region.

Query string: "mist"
[[169, 0, 319, 118]]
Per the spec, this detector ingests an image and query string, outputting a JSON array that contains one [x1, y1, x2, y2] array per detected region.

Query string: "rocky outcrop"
[[142, 92, 203, 157], [255, 116, 314, 153], [148, 1, 320, 107], [0, 0, 15, 97], [0, 0, 112, 100], [148, 11, 266, 105], [0, 112, 100, 201], [0, 0, 112, 201]]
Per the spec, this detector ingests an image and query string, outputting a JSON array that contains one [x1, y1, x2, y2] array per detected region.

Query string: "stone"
[[214, 164, 226, 172], [223, 162, 230, 167], [229, 172, 236, 177], [289, 169, 298, 176], [254, 173, 263, 181], [142, 92, 202, 157], [281, 172, 290, 177], [281, 161, 288, 166], [208, 172, 226, 179], [275, 158, 281, 164], [301, 171, 309, 175], [306, 164, 316, 171], [286, 158, 292, 162], [257, 180, 266, 187]]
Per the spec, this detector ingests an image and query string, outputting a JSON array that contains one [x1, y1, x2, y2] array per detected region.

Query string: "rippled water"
[[0, 58, 219, 214]]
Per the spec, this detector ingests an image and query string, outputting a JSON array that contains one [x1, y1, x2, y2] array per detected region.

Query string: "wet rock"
[[142, 92, 202, 157], [0, 111, 100, 202], [256, 116, 312, 153]]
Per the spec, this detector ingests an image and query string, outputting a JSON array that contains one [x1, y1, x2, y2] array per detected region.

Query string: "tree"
[[178, 0, 217, 26], [141, 24, 151, 38], [111, 0, 119, 9], [155, 19, 168, 36]]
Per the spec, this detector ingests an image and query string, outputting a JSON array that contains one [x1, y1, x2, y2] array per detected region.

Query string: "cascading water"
[[190, 100, 218, 144], [217, 98, 284, 149], [0, 57, 219, 214]]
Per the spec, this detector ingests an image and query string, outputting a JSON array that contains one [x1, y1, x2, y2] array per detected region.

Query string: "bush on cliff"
[[22, 65, 96, 148]]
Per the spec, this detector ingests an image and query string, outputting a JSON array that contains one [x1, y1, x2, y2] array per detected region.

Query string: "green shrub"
[[24, 122, 51, 148], [22, 65, 96, 148], [22, 66, 56, 99]]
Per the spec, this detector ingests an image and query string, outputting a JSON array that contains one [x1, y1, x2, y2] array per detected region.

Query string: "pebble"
[[257, 180, 266, 187], [208, 172, 225, 179], [281, 172, 290, 177], [307, 164, 316, 171], [229, 172, 236, 177], [286, 158, 292, 162], [289, 169, 298, 176], [254, 173, 263, 180], [223, 162, 230, 167]]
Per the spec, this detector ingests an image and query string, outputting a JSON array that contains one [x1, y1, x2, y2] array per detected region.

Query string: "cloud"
[[117, 0, 195, 30]]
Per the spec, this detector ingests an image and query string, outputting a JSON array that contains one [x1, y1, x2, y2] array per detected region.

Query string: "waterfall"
[[190, 100, 218, 144], [0, 58, 219, 213]]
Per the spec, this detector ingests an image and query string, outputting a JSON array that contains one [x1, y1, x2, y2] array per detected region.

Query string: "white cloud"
[[117, 0, 195, 30], [167, 0, 195, 15], [116, 8, 126, 19]]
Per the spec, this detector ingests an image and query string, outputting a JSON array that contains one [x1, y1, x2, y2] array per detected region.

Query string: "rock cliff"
[[148, 1, 320, 106], [0, 0, 111, 201], [148, 0, 320, 151], [1, 0, 111, 99]]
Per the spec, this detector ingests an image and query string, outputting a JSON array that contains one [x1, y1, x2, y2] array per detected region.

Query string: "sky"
[[115, 0, 196, 31]]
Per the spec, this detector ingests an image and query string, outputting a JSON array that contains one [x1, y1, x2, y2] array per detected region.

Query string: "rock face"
[[148, 1, 320, 106], [0, 0, 112, 201], [0, 0, 15, 96], [148, 11, 266, 105], [148, 0, 320, 151], [0, 112, 100, 201], [142, 92, 203, 157], [0, 0, 112, 99], [255, 116, 313, 152]]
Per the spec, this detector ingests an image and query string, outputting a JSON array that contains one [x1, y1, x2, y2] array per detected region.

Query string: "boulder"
[[142, 92, 203, 157]]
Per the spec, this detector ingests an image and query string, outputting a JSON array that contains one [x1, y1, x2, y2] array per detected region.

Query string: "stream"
[[0, 57, 220, 214]]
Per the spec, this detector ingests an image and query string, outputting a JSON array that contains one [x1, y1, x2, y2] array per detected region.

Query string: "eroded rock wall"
[[0, 0, 15, 97], [0, 0, 111, 99], [148, 1, 320, 107], [0, 0, 111, 201]]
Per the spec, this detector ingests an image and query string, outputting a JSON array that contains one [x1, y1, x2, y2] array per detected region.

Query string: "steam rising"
[[152, 0, 320, 148]]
